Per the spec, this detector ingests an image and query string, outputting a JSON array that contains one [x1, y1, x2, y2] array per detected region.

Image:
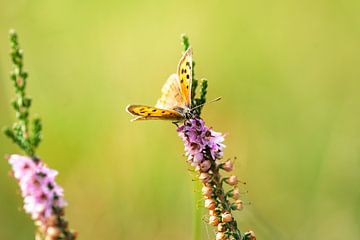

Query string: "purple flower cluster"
[[8, 154, 66, 226], [177, 118, 225, 167]]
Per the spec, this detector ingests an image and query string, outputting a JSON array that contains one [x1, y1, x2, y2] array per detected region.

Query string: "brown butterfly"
[[126, 47, 193, 122]]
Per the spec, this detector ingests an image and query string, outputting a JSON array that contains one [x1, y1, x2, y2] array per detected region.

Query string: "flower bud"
[[46, 215, 58, 226], [47, 227, 61, 238], [226, 175, 238, 186], [215, 160, 221, 168], [216, 231, 226, 240], [202, 186, 212, 197], [232, 188, 240, 200], [209, 215, 219, 226], [217, 223, 226, 232], [232, 199, 243, 210], [221, 212, 232, 223], [244, 230, 256, 240], [209, 210, 216, 216], [194, 153, 203, 163], [222, 160, 233, 172], [16, 77, 24, 87], [200, 160, 211, 172], [199, 172, 211, 183], [204, 198, 216, 210]]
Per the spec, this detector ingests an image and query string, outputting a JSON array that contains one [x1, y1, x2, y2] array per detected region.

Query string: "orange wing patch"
[[126, 105, 184, 121], [177, 47, 192, 107]]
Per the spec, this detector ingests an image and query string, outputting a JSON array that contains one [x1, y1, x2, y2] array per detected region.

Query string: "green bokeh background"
[[1, 1, 359, 239]]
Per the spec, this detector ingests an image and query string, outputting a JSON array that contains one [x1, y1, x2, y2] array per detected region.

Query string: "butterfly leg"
[[172, 121, 179, 127]]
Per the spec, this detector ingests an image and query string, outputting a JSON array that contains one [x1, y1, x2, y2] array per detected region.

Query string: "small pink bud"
[[216, 231, 226, 240], [234, 200, 244, 210], [232, 188, 240, 199], [226, 175, 238, 186], [48, 215, 58, 226], [215, 160, 221, 168], [16, 77, 24, 87], [194, 153, 203, 163], [200, 160, 211, 172], [222, 160, 233, 172], [221, 212, 232, 223], [204, 198, 216, 210], [209, 210, 216, 216], [46, 227, 61, 238], [209, 215, 219, 226], [202, 186, 212, 197], [199, 172, 211, 183], [217, 223, 226, 232], [244, 230, 256, 240], [35, 220, 42, 227]]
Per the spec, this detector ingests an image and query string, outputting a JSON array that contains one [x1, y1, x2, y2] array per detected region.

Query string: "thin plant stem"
[[193, 180, 203, 240]]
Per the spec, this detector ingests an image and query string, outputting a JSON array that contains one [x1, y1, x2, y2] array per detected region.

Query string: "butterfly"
[[126, 47, 193, 122]]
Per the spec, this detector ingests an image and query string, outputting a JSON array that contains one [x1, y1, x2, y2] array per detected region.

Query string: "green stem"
[[4, 29, 42, 158], [193, 180, 203, 240]]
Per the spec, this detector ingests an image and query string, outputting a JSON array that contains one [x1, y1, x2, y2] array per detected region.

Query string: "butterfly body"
[[126, 47, 193, 122]]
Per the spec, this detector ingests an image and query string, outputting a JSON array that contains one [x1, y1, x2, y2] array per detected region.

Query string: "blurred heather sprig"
[[179, 35, 256, 240], [3, 30, 42, 158], [3, 30, 77, 240]]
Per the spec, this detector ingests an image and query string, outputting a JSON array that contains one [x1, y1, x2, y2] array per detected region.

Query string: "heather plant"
[[178, 36, 256, 240], [127, 35, 256, 240], [3, 30, 77, 240]]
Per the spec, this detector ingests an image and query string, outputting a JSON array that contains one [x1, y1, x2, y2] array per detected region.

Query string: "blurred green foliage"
[[0, 1, 359, 239]]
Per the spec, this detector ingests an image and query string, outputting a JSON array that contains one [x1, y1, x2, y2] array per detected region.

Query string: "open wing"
[[126, 105, 184, 121]]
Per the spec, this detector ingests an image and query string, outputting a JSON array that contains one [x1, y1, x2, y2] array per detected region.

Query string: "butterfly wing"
[[126, 48, 193, 122], [126, 105, 184, 121], [155, 74, 186, 110], [177, 47, 193, 107]]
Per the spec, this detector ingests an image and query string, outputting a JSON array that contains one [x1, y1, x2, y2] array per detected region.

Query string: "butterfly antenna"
[[190, 97, 222, 111]]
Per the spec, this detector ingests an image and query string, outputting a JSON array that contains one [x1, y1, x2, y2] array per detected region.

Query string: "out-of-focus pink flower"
[[8, 154, 66, 227]]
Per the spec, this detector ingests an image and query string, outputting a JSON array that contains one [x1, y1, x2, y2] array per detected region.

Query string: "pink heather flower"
[[8, 155, 66, 226], [177, 118, 225, 168], [177, 118, 254, 239]]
